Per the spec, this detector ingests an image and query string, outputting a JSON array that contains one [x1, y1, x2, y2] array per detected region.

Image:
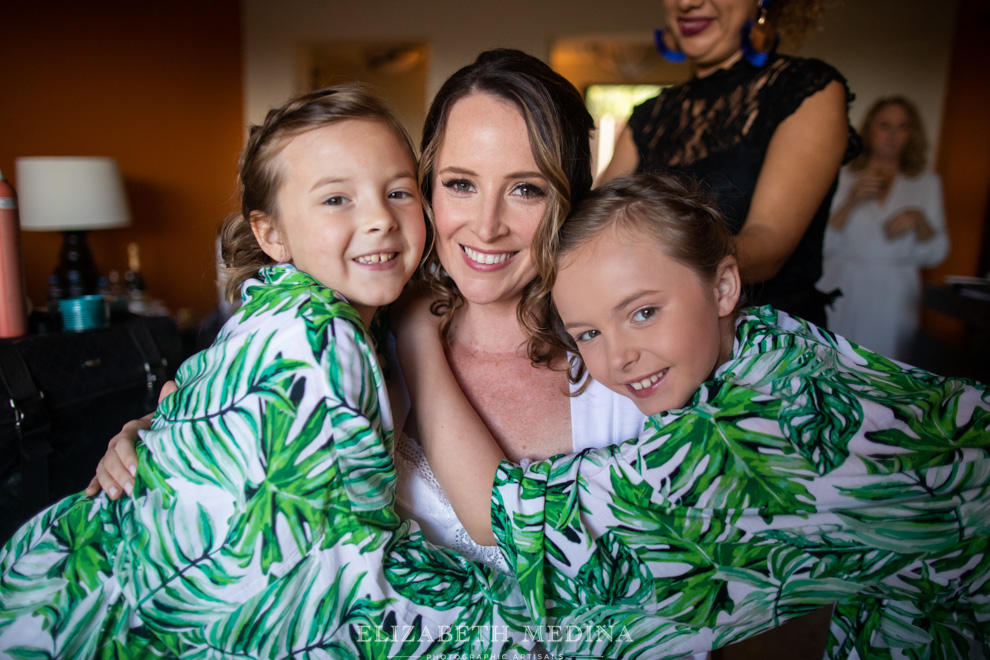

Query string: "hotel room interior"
[[1, 1, 987, 656]]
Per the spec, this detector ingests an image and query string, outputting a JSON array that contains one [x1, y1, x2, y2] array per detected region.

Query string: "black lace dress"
[[628, 53, 860, 325]]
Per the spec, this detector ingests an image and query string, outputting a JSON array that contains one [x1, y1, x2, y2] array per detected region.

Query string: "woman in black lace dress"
[[599, 0, 859, 326]]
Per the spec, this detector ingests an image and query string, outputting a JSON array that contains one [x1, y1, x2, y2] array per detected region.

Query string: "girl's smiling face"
[[430, 92, 549, 309], [553, 226, 739, 416], [252, 119, 425, 326]]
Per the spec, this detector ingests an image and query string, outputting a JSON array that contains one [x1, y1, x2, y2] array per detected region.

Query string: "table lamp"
[[16, 156, 131, 296]]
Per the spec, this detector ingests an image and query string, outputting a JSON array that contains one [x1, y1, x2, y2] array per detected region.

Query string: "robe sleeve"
[[125, 304, 398, 647]]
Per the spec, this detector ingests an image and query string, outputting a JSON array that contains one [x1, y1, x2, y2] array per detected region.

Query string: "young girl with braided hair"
[[0, 83, 532, 658]]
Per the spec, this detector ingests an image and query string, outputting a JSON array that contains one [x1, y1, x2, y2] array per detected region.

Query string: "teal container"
[[59, 295, 109, 332]]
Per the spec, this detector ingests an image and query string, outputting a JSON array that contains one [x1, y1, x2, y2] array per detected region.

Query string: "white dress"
[[393, 372, 645, 574], [818, 168, 949, 361]]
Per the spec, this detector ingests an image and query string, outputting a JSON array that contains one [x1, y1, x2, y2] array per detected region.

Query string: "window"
[[585, 84, 667, 177]]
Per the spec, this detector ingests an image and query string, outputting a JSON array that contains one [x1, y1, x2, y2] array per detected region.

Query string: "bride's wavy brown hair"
[[418, 49, 595, 369]]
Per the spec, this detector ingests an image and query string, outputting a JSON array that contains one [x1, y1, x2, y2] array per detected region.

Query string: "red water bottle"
[[0, 170, 28, 337]]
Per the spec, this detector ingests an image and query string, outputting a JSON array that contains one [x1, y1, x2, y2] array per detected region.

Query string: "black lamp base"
[[54, 230, 99, 297]]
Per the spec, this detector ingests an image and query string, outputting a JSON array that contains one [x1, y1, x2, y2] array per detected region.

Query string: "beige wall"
[[0, 1, 977, 326], [801, 0, 958, 149], [243, 0, 666, 124], [243, 0, 958, 155]]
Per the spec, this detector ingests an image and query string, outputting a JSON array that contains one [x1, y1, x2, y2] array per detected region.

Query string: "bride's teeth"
[[464, 246, 510, 265], [356, 252, 396, 264]]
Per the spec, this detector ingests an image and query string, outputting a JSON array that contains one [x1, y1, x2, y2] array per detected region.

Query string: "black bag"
[[0, 316, 181, 543]]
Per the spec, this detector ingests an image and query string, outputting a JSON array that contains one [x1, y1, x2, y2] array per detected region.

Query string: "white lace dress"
[[392, 369, 645, 574]]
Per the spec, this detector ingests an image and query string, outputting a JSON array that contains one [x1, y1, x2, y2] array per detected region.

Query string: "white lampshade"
[[15, 157, 131, 231]]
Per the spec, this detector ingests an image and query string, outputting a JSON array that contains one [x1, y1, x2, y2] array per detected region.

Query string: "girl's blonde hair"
[[220, 84, 416, 303], [548, 173, 736, 388], [417, 49, 595, 368], [848, 95, 928, 176]]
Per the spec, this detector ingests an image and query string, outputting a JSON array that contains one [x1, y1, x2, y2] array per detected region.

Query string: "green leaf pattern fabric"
[[492, 306, 990, 659], [0, 264, 531, 658]]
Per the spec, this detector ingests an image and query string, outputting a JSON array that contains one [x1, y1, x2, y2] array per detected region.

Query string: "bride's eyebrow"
[[505, 170, 545, 179], [437, 166, 475, 176]]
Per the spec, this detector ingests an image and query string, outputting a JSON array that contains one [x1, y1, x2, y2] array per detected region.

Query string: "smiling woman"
[[429, 92, 548, 312], [598, 0, 859, 328], [391, 50, 646, 572]]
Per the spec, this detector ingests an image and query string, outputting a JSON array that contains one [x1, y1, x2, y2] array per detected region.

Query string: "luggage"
[[0, 316, 180, 543]]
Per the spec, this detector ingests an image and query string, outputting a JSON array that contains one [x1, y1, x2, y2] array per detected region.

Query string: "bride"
[[93, 47, 646, 576]]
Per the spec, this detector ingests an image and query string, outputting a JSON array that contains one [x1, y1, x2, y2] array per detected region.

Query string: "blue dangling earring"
[[740, 0, 778, 66], [654, 28, 687, 63]]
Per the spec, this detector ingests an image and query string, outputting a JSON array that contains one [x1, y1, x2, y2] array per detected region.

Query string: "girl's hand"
[[84, 417, 147, 499], [84, 380, 178, 499]]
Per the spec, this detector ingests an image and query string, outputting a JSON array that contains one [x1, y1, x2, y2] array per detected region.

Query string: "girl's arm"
[[735, 80, 849, 283], [392, 296, 504, 545]]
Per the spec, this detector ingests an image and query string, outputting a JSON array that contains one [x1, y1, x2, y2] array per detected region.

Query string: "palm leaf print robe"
[[493, 306, 989, 659], [0, 264, 531, 658]]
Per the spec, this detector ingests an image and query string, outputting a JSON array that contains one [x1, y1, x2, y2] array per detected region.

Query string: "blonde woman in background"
[[819, 95, 949, 362]]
